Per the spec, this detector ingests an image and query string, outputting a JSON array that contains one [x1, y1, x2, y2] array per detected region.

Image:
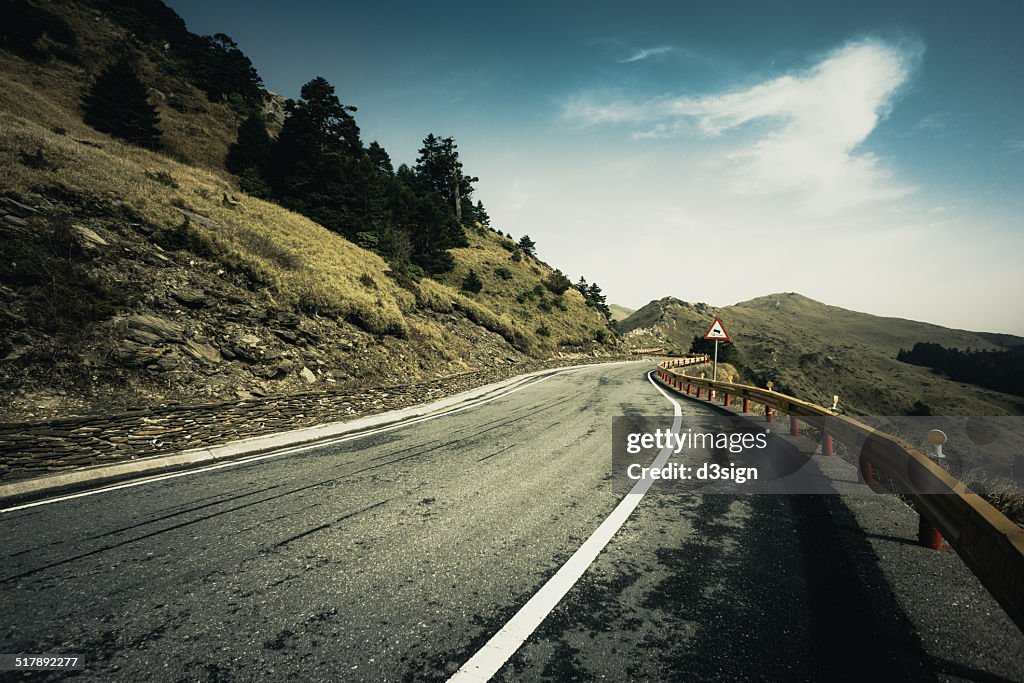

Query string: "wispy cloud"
[[915, 114, 947, 131], [1007, 139, 1024, 154], [619, 46, 673, 63], [565, 38, 924, 213]]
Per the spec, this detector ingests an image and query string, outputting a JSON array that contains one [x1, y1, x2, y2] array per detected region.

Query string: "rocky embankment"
[[0, 189, 614, 424]]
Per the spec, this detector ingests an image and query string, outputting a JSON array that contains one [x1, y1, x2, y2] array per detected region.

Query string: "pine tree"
[[414, 134, 478, 220], [226, 112, 271, 177], [367, 141, 394, 175], [192, 33, 263, 108], [461, 269, 483, 294], [474, 200, 490, 227], [82, 58, 161, 149], [267, 77, 365, 236], [518, 234, 536, 258]]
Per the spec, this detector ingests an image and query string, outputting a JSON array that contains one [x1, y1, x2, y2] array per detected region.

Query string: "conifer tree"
[[82, 58, 161, 149], [226, 112, 271, 178], [461, 269, 484, 294], [518, 234, 537, 258]]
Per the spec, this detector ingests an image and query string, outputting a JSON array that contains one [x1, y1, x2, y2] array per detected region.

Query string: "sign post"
[[703, 317, 730, 382]]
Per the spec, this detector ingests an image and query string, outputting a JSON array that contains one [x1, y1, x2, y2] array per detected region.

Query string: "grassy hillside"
[[0, 110, 612, 420], [620, 293, 1024, 416], [0, 0, 245, 172]]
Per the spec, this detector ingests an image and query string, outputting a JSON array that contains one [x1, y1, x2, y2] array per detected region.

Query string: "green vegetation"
[[573, 277, 611, 320], [543, 269, 572, 295], [94, 0, 264, 112], [227, 77, 477, 277], [0, 0, 76, 62], [82, 58, 162, 149], [517, 234, 536, 258], [0, 0, 616, 362], [898, 342, 1024, 398], [461, 269, 483, 294], [689, 336, 741, 365], [225, 112, 271, 190]]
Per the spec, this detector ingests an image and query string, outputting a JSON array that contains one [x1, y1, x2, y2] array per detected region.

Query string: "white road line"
[[447, 370, 683, 682], [1, 368, 583, 514]]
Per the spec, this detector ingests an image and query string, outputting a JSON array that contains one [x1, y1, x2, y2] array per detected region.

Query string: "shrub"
[[461, 269, 483, 294], [145, 170, 179, 188], [543, 269, 571, 295]]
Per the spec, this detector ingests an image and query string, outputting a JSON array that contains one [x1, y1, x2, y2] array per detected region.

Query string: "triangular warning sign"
[[703, 317, 730, 341]]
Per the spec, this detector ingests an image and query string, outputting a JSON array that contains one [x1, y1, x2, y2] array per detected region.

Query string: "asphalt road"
[[1, 363, 1022, 682]]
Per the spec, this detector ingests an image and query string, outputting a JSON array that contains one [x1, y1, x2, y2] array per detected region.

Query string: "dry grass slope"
[[0, 110, 611, 354], [0, 0, 241, 171], [438, 229, 611, 351], [0, 115, 416, 335]]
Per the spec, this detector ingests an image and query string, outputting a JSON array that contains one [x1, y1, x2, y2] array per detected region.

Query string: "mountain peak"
[[733, 292, 824, 309]]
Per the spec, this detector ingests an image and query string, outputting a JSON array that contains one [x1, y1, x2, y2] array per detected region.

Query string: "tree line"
[[62, 0, 618, 321], [226, 77, 483, 276], [897, 342, 1024, 398]]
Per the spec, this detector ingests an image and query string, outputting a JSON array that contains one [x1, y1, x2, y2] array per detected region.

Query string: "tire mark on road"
[[270, 500, 390, 550]]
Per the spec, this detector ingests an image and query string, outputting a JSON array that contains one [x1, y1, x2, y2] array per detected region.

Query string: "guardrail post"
[[724, 394, 731, 407], [822, 433, 834, 457], [696, 387, 703, 399], [789, 415, 800, 436], [710, 389, 716, 401], [765, 406, 774, 422], [859, 457, 875, 486], [918, 510, 943, 550], [742, 398, 750, 413]]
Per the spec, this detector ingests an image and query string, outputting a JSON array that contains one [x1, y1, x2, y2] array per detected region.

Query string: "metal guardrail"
[[654, 357, 1024, 633]]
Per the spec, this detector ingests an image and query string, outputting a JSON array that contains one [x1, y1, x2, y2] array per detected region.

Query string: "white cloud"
[[564, 38, 923, 214], [1007, 139, 1024, 153], [619, 46, 673, 63]]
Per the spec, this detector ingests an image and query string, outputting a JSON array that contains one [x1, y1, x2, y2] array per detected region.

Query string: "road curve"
[[1, 363, 1021, 682]]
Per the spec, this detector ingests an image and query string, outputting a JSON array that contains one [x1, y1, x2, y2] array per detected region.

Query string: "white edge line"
[[1, 365, 604, 514], [446, 370, 683, 682]]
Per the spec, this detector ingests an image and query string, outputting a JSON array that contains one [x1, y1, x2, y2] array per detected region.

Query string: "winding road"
[[2, 362, 1022, 681]]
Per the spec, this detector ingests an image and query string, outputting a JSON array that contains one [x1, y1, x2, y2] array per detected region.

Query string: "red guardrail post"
[[859, 457, 875, 486], [765, 406, 774, 422], [742, 398, 750, 413], [724, 394, 731, 407], [790, 415, 800, 436], [696, 387, 703, 399], [918, 511, 943, 550], [822, 433, 834, 457]]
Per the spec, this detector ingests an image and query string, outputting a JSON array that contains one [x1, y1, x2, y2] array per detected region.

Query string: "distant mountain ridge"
[[608, 304, 634, 322], [620, 292, 1024, 416]]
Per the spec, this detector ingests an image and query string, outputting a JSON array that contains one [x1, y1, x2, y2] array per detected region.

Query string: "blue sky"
[[169, 1, 1023, 334]]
